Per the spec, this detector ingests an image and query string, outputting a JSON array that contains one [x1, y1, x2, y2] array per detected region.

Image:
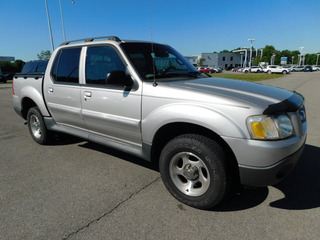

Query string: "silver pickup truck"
[[13, 36, 307, 209]]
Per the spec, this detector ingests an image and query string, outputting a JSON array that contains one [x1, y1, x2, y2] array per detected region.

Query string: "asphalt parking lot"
[[1, 72, 320, 240]]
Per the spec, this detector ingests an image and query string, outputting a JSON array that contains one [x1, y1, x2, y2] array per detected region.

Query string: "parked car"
[[13, 36, 307, 209], [0, 75, 6, 83], [198, 67, 214, 73], [263, 65, 290, 74], [304, 66, 313, 72], [312, 65, 320, 71], [292, 66, 305, 72], [250, 66, 264, 73], [213, 67, 222, 73], [242, 67, 250, 73], [0, 66, 6, 83], [283, 66, 294, 72]]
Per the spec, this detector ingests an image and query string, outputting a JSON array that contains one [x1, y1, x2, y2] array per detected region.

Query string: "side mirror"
[[105, 70, 133, 86]]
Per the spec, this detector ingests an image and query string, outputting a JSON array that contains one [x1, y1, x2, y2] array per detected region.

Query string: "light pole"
[[292, 56, 295, 65], [299, 46, 305, 65], [45, 0, 54, 51], [59, 0, 66, 42], [244, 48, 248, 67], [260, 48, 263, 65], [317, 54, 320, 66], [248, 39, 255, 67], [240, 52, 244, 67]]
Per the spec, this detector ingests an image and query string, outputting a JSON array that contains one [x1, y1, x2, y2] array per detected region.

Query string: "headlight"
[[247, 114, 294, 140]]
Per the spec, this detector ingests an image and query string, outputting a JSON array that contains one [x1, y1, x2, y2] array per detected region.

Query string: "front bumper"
[[223, 132, 306, 187], [238, 142, 305, 187]]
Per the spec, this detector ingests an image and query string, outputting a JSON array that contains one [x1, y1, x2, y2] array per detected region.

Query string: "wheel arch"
[[20, 97, 37, 120], [151, 122, 240, 185]]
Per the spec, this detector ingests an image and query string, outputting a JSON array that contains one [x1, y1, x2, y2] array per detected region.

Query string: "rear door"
[[44, 47, 85, 130], [80, 45, 142, 145]]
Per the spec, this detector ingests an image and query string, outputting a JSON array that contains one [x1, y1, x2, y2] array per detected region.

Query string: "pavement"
[[1, 71, 320, 240]]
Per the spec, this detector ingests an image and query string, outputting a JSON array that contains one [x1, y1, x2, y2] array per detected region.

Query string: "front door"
[[80, 45, 142, 145]]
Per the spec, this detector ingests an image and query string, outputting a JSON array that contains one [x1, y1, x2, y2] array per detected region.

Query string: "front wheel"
[[267, 70, 272, 74], [159, 134, 227, 209], [27, 107, 52, 145]]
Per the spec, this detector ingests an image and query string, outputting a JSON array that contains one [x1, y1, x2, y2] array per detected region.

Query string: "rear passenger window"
[[51, 48, 81, 83], [85, 46, 126, 85]]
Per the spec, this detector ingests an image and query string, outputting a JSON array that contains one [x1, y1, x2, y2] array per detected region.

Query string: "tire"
[[27, 107, 51, 145], [282, 70, 287, 75], [244, 70, 248, 73], [159, 134, 227, 209], [267, 70, 272, 74]]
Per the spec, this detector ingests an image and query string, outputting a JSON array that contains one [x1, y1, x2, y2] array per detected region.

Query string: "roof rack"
[[60, 36, 121, 46]]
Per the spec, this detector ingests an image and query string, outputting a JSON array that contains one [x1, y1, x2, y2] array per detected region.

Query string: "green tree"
[[197, 58, 205, 67], [37, 50, 51, 60], [291, 50, 300, 65], [0, 60, 25, 73]]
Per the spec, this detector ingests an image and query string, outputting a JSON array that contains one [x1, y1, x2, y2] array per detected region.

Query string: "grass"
[[208, 73, 284, 82]]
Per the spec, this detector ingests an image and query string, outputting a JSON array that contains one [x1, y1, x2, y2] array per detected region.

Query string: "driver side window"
[[85, 46, 126, 85]]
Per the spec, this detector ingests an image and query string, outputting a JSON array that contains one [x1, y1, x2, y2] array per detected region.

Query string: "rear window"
[[51, 48, 81, 83]]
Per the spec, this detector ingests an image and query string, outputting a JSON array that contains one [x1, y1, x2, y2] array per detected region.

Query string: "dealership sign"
[[281, 57, 288, 64]]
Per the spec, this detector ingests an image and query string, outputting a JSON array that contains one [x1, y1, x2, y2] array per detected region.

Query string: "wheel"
[[244, 70, 248, 73], [27, 107, 51, 145], [282, 70, 287, 74], [267, 70, 272, 74], [159, 134, 227, 209]]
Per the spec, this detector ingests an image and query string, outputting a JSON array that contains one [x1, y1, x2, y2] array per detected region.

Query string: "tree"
[[0, 60, 25, 73], [37, 50, 51, 60], [291, 50, 300, 65], [197, 58, 205, 67]]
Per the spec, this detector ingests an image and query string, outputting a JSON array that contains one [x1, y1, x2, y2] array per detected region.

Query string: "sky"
[[0, 0, 319, 62]]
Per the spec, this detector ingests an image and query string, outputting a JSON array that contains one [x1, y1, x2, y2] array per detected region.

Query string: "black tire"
[[282, 70, 287, 75], [159, 134, 227, 209], [27, 107, 51, 145], [267, 70, 272, 74]]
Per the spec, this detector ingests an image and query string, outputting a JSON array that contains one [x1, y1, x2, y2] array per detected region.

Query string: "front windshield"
[[121, 42, 203, 80]]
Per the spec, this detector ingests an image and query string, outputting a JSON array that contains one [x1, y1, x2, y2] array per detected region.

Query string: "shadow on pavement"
[[49, 132, 84, 146], [78, 141, 159, 172], [54, 134, 320, 211], [270, 144, 320, 210], [214, 144, 320, 211]]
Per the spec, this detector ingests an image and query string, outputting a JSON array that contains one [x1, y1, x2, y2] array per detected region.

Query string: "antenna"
[[149, 0, 158, 87]]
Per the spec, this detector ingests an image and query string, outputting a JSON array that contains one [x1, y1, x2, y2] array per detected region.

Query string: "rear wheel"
[[27, 107, 52, 145], [282, 70, 287, 74], [159, 134, 227, 209]]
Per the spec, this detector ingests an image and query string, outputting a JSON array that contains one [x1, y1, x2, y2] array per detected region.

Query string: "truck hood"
[[160, 77, 303, 113]]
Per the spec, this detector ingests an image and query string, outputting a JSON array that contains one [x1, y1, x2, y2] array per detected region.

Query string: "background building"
[[0, 56, 15, 62], [185, 52, 246, 69]]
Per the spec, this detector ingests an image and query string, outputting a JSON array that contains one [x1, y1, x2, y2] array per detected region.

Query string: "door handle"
[[84, 91, 92, 100], [48, 87, 54, 93]]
